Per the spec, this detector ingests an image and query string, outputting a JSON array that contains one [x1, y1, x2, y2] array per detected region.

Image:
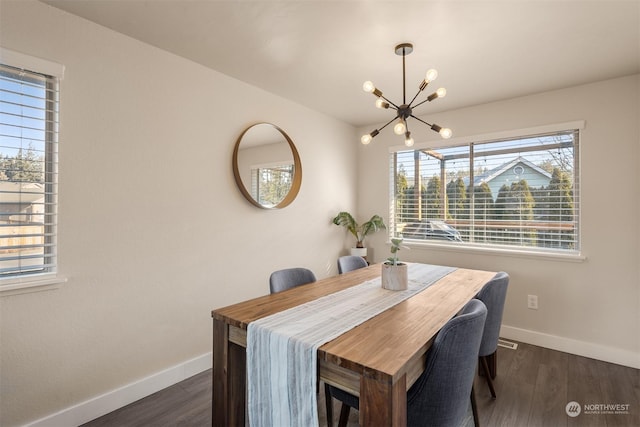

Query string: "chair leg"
[[480, 356, 497, 399], [486, 351, 497, 379], [471, 385, 480, 427], [337, 403, 351, 427], [324, 383, 334, 427]]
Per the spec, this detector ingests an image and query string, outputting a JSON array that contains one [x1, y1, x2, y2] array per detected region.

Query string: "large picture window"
[[390, 126, 580, 255], [0, 61, 60, 280]]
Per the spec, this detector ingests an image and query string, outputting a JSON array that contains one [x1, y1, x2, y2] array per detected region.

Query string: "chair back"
[[337, 255, 368, 274], [269, 268, 317, 294], [476, 271, 510, 357], [407, 299, 487, 427]]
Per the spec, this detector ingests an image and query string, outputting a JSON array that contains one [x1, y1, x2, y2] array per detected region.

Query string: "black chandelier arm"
[[407, 87, 424, 109], [380, 94, 401, 110], [378, 115, 399, 133], [411, 97, 432, 110], [409, 114, 434, 128]]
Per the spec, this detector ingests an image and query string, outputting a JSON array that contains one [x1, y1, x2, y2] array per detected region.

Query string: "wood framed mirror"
[[232, 123, 302, 209]]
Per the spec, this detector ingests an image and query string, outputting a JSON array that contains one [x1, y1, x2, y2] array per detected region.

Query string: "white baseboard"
[[24, 327, 640, 426], [501, 325, 640, 369], [26, 352, 212, 427]]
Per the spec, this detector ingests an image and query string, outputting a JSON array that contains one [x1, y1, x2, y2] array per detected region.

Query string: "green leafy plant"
[[332, 212, 386, 248], [385, 238, 408, 266]]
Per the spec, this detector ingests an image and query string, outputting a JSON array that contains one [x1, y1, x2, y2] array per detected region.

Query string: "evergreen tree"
[[506, 180, 535, 245], [467, 182, 491, 243], [395, 165, 409, 223], [508, 180, 534, 221], [547, 168, 574, 221], [493, 184, 510, 221], [531, 186, 549, 220], [446, 178, 467, 220], [547, 167, 575, 248], [425, 175, 443, 219], [472, 182, 494, 221]]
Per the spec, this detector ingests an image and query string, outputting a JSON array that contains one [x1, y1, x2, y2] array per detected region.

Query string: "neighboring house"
[[0, 181, 44, 223], [0, 181, 45, 273], [465, 157, 552, 201]]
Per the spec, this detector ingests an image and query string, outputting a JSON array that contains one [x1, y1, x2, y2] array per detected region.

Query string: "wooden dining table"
[[211, 263, 496, 426]]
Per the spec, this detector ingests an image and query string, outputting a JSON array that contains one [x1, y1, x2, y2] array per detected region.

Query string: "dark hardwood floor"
[[82, 341, 639, 426]]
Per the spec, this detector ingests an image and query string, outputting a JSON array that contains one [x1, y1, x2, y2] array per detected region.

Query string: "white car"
[[401, 220, 463, 242]]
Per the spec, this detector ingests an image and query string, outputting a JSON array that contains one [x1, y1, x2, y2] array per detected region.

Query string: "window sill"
[[0, 274, 68, 297], [402, 240, 586, 263]]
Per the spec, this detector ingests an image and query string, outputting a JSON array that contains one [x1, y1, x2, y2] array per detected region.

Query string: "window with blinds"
[[0, 63, 59, 279], [390, 128, 580, 255], [250, 164, 294, 208]]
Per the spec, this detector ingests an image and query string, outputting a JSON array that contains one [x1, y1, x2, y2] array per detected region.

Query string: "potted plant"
[[381, 238, 408, 290], [332, 212, 386, 258]]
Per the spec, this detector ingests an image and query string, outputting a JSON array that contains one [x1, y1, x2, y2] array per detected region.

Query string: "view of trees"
[[0, 146, 44, 183]]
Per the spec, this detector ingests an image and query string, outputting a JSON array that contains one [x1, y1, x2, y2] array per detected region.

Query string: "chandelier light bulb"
[[439, 128, 453, 139], [361, 129, 379, 145], [393, 120, 406, 135], [428, 87, 447, 102], [425, 69, 438, 82], [375, 98, 390, 109], [363, 81, 375, 93], [404, 132, 414, 147]]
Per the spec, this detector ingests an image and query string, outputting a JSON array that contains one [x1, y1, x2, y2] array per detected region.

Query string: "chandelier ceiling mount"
[[361, 43, 452, 147]]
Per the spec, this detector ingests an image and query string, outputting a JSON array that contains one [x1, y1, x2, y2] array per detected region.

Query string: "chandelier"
[[361, 43, 452, 147]]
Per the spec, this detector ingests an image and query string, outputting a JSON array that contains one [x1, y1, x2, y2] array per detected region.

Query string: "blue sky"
[[0, 69, 47, 158]]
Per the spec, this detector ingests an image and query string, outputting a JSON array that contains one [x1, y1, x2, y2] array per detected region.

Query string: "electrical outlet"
[[527, 294, 538, 310]]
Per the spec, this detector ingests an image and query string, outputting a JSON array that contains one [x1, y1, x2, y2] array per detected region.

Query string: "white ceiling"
[[42, 0, 640, 127]]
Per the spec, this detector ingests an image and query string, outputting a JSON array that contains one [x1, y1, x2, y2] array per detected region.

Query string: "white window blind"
[[390, 128, 580, 255], [0, 63, 59, 278]]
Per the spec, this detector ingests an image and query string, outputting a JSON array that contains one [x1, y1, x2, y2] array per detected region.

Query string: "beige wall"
[[358, 74, 640, 368], [0, 1, 357, 425]]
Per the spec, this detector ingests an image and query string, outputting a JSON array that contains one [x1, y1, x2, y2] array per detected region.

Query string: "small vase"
[[381, 263, 408, 291]]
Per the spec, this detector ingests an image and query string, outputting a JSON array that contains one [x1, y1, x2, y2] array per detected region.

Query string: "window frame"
[[388, 121, 585, 261], [0, 48, 66, 294]]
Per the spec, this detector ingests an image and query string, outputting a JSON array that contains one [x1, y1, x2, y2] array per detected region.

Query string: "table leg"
[[212, 319, 246, 427], [228, 341, 246, 425], [212, 318, 228, 426], [360, 371, 407, 426]]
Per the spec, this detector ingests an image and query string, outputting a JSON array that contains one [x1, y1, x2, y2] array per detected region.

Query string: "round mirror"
[[232, 123, 302, 209]]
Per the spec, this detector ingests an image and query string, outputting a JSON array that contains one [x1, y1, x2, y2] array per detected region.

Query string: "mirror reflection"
[[233, 123, 302, 209]]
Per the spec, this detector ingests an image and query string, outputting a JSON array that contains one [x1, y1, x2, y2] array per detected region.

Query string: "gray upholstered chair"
[[269, 267, 316, 294], [475, 271, 510, 399], [325, 299, 487, 427], [337, 255, 368, 274]]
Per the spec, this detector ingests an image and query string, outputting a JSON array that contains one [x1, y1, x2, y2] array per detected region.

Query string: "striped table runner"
[[246, 263, 456, 427]]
